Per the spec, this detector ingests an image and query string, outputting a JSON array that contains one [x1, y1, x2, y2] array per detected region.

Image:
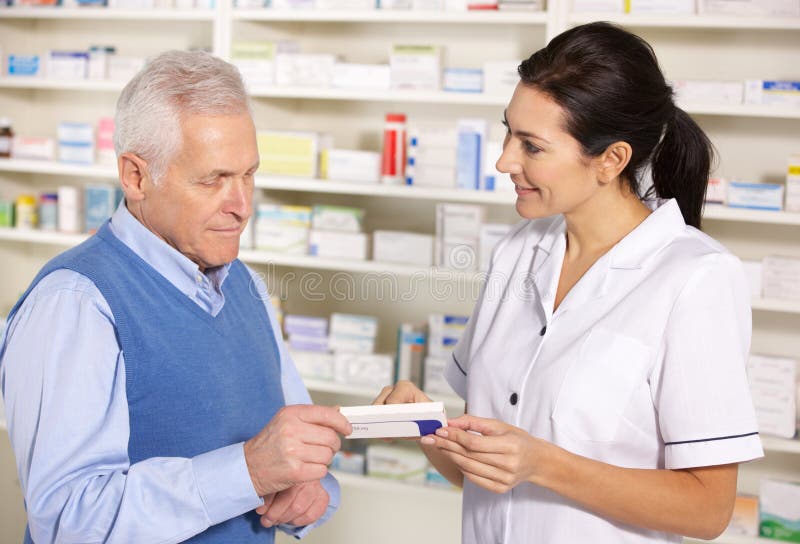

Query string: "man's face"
[[136, 112, 259, 271]]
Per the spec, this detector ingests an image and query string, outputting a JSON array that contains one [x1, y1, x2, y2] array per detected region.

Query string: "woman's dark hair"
[[518, 22, 713, 229]]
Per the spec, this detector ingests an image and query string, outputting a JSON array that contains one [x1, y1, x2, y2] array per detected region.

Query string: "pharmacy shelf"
[[0, 8, 216, 21], [751, 298, 800, 314], [304, 378, 464, 413], [703, 205, 800, 226], [251, 87, 800, 119], [331, 470, 460, 497], [248, 86, 508, 106], [257, 177, 800, 225], [2, 163, 799, 220], [255, 176, 515, 205], [240, 248, 481, 282], [233, 8, 547, 24], [568, 12, 800, 31], [681, 103, 800, 120], [760, 436, 800, 454], [1, 78, 797, 120], [0, 158, 116, 179], [4, 230, 800, 312], [0, 77, 124, 92], [0, 228, 87, 247]]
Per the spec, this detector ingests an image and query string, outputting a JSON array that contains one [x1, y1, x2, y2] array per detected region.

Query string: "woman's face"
[[497, 83, 603, 220]]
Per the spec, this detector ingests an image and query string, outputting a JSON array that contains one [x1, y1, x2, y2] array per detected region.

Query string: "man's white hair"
[[114, 50, 251, 184]]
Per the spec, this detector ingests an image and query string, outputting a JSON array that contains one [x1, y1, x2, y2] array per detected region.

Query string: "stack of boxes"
[[254, 205, 312, 254], [309, 205, 368, 261], [435, 203, 485, 272], [571, 0, 800, 15], [423, 313, 469, 397], [705, 154, 800, 213], [747, 354, 798, 440]]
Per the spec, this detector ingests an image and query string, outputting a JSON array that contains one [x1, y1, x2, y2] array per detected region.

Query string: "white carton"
[[288, 349, 335, 380], [745, 80, 800, 107], [331, 63, 391, 90], [311, 205, 364, 232], [373, 230, 434, 267], [762, 256, 800, 301], [334, 352, 394, 388], [342, 401, 447, 438], [275, 53, 336, 88], [699, 0, 800, 16], [330, 313, 379, 338], [308, 230, 368, 260], [366, 443, 429, 483], [727, 182, 784, 211], [747, 354, 797, 438], [672, 80, 743, 106], [759, 479, 800, 541], [321, 149, 381, 183], [571, 0, 623, 11], [479, 223, 511, 272], [628, 0, 694, 13], [390, 45, 441, 91], [741, 260, 763, 298], [482, 60, 520, 99]]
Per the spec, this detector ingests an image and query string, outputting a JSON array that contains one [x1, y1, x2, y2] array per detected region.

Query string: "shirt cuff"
[[192, 442, 263, 526], [278, 472, 341, 539], [665, 432, 764, 469]]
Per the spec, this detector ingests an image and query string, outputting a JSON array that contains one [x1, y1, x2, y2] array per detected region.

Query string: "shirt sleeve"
[[0, 270, 262, 544], [650, 253, 764, 470], [247, 266, 341, 536]]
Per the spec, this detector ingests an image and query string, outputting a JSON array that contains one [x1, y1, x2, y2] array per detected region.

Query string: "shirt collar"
[[607, 198, 687, 270], [533, 198, 686, 269], [108, 201, 231, 299]]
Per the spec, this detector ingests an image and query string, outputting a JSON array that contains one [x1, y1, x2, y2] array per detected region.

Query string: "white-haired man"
[[0, 50, 351, 543]]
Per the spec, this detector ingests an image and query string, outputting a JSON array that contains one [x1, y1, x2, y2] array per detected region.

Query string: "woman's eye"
[[523, 141, 541, 154]]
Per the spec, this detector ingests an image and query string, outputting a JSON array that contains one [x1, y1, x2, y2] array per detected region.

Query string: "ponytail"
[[649, 107, 714, 230]]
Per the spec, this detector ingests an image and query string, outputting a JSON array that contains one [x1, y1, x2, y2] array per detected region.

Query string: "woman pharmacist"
[[374, 22, 763, 544]]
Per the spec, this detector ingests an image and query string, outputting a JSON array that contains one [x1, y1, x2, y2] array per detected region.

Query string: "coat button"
[[510, 392, 518, 405], [539, 325, 547, 336]]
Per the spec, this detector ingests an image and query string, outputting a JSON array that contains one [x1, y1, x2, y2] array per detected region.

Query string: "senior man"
[[0, 50, 351, 543]]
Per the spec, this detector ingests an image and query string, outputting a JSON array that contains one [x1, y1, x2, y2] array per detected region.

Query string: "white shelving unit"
[[567, 13, 800, 31], [0, 7, 216, 20], [234, 8, 547, 24], [1, 5, 799, 544]]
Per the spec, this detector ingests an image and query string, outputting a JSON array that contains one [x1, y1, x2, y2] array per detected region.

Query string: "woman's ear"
[[595, 141, 632, 185], [118, 152, 151, 202]]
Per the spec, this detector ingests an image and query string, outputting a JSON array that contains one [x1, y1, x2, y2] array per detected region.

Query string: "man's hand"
[[244, 405, 352, 496], [255, 481, 330, 529], [373, 380, 432, 405]]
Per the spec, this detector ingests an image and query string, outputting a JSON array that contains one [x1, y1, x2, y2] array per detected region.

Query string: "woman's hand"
[[421, 414, 550, 494], [373, 380, 432, 405]]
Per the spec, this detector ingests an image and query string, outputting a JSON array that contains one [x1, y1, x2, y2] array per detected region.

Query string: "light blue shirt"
[[0, 203, 339, 543]]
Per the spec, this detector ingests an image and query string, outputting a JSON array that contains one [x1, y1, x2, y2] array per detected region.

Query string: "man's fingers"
[[289, 488, 328, 527], [295, 423, 342, 454], [291, 405, 352, 436]]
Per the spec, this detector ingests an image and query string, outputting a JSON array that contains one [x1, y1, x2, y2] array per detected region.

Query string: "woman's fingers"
[[446, 414, 506, 436]]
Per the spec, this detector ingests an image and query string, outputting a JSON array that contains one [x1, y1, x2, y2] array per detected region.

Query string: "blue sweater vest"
[[11, 222, 284, 543]]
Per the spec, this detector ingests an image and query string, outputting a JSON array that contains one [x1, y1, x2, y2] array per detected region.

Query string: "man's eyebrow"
[[193, 162, 260, 182]]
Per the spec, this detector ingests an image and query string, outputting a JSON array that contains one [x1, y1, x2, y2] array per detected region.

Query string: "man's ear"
[[118, 152, 151, 202], [595, 141, 632, 185]]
